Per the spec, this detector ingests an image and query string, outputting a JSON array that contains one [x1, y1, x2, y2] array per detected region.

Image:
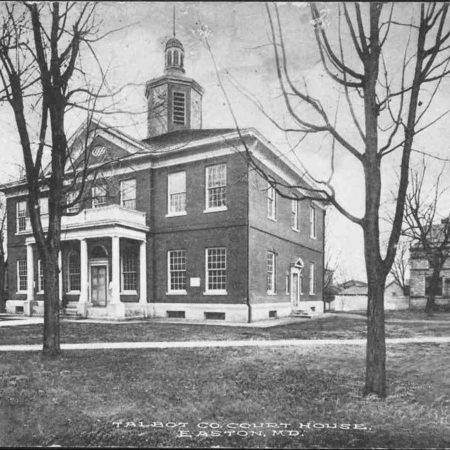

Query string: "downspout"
[[246, 148, 252, 323]]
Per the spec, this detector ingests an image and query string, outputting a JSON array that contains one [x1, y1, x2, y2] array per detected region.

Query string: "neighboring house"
[[409, 223, 450, 309], [332, 279, 409, 312], [0, 32, 326, 322]]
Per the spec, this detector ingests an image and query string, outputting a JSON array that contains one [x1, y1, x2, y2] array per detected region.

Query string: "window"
[[68, 251, 81, 292], [92, 185, 107, 208], [310, 205, 316, 239], [285, 273, 290, 294], [267, 251, 277, 294], [38, 260, 44, 292], [291, 198, 300, 231], [300, 273, 304, 294], [168, 171, 186, 215], [17, 259, 27, 292], [206, 248, 227, 293], [120, 179, 136, 210], [425, 277, 443, 296], [174, 50, 179, 65], [122, 248, 137, 292], [166, 51, 172, 66], [39, 198, 48, 218], [267, 186, 276, 220], [173, 91, 186, 125], [309, 262, 316, 295], [168, 250, 187, 293], [66, 191, 80, 214], [16, 201, 28, 232], [206, 164, 227, 210]]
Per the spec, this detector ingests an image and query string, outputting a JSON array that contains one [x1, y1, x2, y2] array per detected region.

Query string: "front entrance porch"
[[22, 206, 149, 319]]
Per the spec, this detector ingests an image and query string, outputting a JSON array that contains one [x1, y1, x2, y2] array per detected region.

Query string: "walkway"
[[1, 336, 449, 352]]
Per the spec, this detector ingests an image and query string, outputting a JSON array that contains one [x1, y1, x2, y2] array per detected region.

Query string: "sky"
[[1, 1, 450, 282]]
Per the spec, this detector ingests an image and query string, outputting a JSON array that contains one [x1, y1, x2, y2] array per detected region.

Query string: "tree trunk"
[[364, 274, 386, 398], [42, 250, 61, 356], [0, 257, 5, 313]]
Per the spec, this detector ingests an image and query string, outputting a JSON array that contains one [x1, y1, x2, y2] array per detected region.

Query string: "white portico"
[[23, 205, 149, 319]]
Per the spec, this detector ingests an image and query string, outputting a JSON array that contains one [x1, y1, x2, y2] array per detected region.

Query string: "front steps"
[[289, 309, 312, 319], [60, 306, 83, 320]]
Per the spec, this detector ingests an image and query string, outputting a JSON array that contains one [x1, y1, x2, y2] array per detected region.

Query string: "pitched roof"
[[141, 128, 236, 152]]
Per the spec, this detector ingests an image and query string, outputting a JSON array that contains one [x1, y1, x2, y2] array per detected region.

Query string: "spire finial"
[[173, 5, 176, 37]]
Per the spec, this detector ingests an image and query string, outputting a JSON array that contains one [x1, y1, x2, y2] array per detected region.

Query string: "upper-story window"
[[168, 171, 186, 215], [16, 200, 28, 232], [166, 51, 172, 66], [173, 91, 186, 125], [66, 191, 80, 214], [267, 251, 277, 294], [120, 179, 136, 210], [205, 164, 227, 211], [310, 205, 316, 239], [91, 185, 107, 208], [291, 198, 300, 231], [267, 186, 276, 220], [173, 50, 179, 65], [39, 198, 48, 219]]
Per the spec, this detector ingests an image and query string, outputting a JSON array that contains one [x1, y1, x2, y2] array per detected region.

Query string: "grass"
[[1, 315, 450, 346], [1, 343, 449, 448]]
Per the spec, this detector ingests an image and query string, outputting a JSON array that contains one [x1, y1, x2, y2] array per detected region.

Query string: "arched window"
[[167, 51, 172, 66], [173, 50, 179, 65], [180, 52, 184, 67], [91, 245, 108, 259], [68, 250, 81, 291]]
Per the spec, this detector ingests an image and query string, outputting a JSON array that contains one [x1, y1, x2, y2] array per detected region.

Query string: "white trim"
[[291, 198, 300, 232], [266, 251, 277, 295], [119, 178, 137, 209], [166, 290, 187, 296], [121, 290, 138, 295], [203, 290, 228, 296], [203, 206, 227, 214], [166, 211, 187, 218], [267, 186, 276, 220], [37, 259, 44, 293], [66, 290, 81, 295]]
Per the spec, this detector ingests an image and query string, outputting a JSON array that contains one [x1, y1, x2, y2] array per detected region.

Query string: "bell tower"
[[145, 10, 204, 138]]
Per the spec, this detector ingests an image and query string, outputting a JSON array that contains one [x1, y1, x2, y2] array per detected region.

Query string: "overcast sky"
[[1, 2, 449, 282]]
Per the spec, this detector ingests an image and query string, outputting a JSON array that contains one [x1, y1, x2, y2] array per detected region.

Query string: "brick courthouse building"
[[2, 33, 325, 322]]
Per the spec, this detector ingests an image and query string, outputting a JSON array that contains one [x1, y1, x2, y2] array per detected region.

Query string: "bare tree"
[[403, 163, 450, 314], [390, 238, 410, 295], [201, 2, 450, 397], [0, 2, 112, 356], [0, 195, 6, 313]]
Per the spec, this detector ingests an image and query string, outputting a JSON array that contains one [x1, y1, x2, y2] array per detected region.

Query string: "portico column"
[[139, 240, 147, 306], [79, 238, 88, 303], [58, 250, 63, 303], [111, 235, 120, 304], [26, 243, 34, 301]]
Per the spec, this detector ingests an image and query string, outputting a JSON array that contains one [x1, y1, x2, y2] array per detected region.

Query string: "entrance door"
[[291, 270, 300, 309], [91, 265, 107, 306]]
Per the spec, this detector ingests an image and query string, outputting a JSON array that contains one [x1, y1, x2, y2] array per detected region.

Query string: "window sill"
[[310, 235, 317, 240], [66, 290, 81, 295], [15, 230, 32, 236], [203, 290, 228, 296], [267, 291, 277, 296], [203, 206, 227, 214], [267, 217, 277, 222], [121, 290, 138, 296], [166, 211, 187, 218], [291, 227, 300, 232], [37, 291, 44, 295], [166, 290, 187, 296], [16, 291, 27, 295]]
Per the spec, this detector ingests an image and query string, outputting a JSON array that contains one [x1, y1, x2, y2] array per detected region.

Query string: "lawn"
[[1, 315, 450, 345], [0, 343, 449, 448]]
